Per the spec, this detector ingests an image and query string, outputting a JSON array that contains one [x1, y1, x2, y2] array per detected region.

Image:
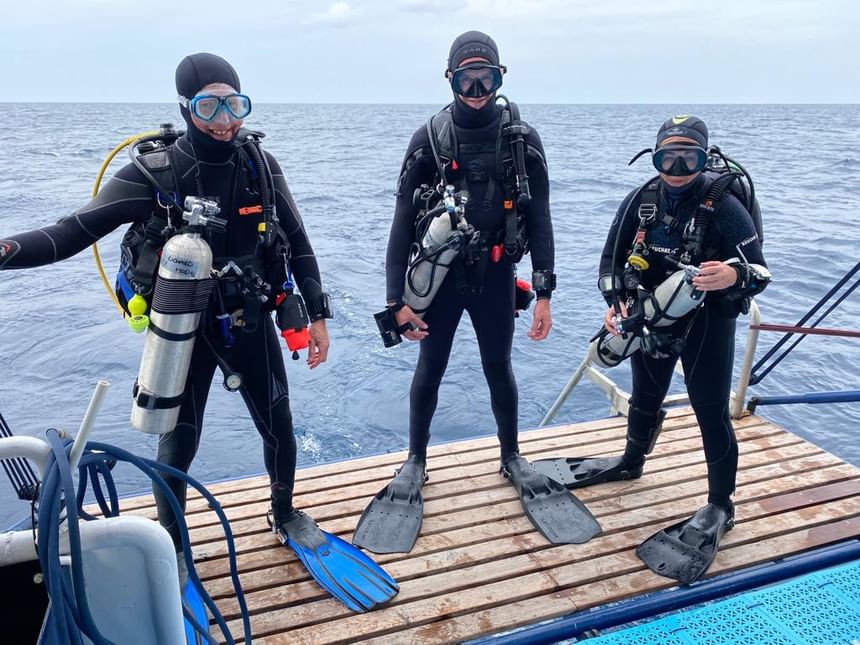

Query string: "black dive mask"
[[629, 144, 708, 177], [450, 63, 505, 98]]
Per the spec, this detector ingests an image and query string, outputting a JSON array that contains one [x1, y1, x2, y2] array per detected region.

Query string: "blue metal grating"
[[586, 560, 860, 645]]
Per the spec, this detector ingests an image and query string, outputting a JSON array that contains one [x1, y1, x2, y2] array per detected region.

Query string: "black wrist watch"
[[307, 292, 334, 321], [532, 269, 557, 293]]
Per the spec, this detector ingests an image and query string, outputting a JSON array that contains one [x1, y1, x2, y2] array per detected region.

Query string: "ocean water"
[[0, 103, 858, 528]]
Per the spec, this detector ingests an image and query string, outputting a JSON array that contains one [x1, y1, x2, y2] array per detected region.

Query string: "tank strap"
[[132, 380, 185, 411], [151, 276, 216, 315]]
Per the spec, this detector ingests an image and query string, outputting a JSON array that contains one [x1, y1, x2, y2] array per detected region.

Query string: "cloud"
[[399, 0, 461, 12], [307, 1, 356, 26]]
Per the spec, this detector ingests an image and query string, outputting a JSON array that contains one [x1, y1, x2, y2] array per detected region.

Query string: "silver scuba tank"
[[131, 197, 221, 434], [642, 266, 706, 327], [588, 266, 705, 369], [403, 185, 472, 317]]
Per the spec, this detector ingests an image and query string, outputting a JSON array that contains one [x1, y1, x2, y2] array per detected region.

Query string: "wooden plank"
[[114, 410, 714, 516], [187, 425, 795, 561], [211, 464, 860, 620], [197, 443, 832, 584], [217, 463, 860, 602], [355, 519, 860, 645], [110, 408, 721, 512], [111, 411, 643, 512], [74, 408, 860, 644], [239, 497, 860, 643], [213, 472, 860, 630], [150, 419, 785, 538]]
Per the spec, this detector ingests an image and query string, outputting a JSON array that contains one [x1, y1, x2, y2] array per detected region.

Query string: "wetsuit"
[[385, 99, 554, 461], [600, 173, 767, 511], [0, 133, 323, 545]]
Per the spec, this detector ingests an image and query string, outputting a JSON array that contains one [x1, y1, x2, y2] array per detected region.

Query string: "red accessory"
[[490, 243, 504, 263]]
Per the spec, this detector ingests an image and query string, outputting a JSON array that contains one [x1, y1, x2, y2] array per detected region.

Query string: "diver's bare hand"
[[528, 298, 553, 340], [604, 301, 628, 336], [692, 261, 738, 291], [394, 305, 428, 341], [307, 320, 330, 369]]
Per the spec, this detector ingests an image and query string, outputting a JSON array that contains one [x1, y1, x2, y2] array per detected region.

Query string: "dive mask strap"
[[628, 148, 653, 166]]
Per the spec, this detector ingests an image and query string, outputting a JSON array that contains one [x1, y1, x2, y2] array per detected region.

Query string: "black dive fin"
[[532, 455, 643, 489], [352, 455, 427, 554], [503, 456, 601, 544], [636, 503, 734, 584]]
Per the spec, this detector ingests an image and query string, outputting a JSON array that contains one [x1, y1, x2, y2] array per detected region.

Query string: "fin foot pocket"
[[352, 455, 428, 554], [636, 503, 734, 584], [532, 455, 643, 489], [503, 456, 601, 544]]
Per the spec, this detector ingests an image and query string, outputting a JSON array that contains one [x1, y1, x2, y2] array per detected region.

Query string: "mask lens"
[[191, 96, 221, 121], [224, 94, 252, 119], [653, 146, 707, 176], [451, 65, 502, 98]]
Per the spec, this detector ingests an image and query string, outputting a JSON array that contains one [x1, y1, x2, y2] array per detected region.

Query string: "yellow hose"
[[90, 131, 161, 316]]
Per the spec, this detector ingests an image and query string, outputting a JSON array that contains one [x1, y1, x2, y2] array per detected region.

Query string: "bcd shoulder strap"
[[131, 145, 183, 294], [426, 103, 457, 183]]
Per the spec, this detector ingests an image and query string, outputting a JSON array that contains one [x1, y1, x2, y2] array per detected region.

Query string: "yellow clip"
[[257, 222, 267, 233]]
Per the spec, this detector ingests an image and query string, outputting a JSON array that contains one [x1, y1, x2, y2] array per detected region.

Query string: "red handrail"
[[751, 323, 860, 339]]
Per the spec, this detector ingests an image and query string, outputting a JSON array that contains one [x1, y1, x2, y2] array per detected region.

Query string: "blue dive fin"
[[182, 577, 209, 644], [271, 509, 399, 612]]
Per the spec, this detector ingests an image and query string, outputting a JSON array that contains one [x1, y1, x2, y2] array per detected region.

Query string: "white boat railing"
[[540, 299, 762, 426]]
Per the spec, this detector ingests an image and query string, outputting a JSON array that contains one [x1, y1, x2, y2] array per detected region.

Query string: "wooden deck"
[[118, 407, 860, 644]]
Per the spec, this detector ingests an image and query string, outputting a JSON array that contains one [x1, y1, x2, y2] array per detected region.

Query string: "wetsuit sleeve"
[[0, 163, 154, 270], [266, 152, 324, 303], [710, 194, 769, 297], [524, 128, 554, 299], [712, 195, 766, 266], [598, 188, 640, 304], [385, 127, 436, 304]]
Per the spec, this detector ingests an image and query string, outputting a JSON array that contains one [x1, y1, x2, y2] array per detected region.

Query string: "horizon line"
[[2, 100, 859, 106]]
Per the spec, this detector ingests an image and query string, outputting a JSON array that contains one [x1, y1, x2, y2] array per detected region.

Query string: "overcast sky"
[[1, 0, 857, 103]]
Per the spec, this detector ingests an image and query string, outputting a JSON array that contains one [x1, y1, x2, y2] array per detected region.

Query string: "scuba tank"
[[131, 197, 223, 434], [402, 184, 474, 316], [589, 264, 705, 369]]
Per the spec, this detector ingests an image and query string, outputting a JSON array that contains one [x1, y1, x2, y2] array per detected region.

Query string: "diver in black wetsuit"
[[388, 31, 555, 463], [0, 53, 334, 550], [352, 32, 600, 556], [538, 116, 770, 583]]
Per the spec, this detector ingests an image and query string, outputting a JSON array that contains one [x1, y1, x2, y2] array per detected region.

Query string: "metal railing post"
[[732, 300, 761, 419], [540, 355, 592, 427]]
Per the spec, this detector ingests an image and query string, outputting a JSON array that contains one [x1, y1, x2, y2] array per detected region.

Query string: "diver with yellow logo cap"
[[535, 115, 770, 585]]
